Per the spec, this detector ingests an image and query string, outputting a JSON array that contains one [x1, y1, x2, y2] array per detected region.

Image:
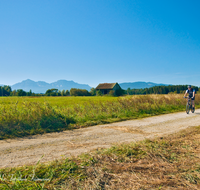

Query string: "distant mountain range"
[[1, 79, 169, 93], [11, 79, 92, 93], [119, 82, 168, 90]]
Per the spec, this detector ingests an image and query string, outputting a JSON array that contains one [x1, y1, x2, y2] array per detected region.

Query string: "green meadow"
[[0, 94, 199, 140], [1, 95, 200, 189]]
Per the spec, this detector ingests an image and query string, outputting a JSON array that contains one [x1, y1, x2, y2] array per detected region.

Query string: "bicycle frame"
[[185, 96, 193, 114]]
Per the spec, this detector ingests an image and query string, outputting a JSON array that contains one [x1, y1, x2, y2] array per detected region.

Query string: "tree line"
[[125, 85, 199, 95], [0, 86, 95, 97], [0, 85, 199, 97], [0, 86, 43, 96]]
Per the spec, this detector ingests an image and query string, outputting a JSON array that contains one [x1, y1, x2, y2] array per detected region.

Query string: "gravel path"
[[0, 110, 200, 168]]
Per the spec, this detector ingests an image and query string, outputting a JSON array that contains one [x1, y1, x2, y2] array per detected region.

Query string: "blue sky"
[[0, 0, 200, 87]]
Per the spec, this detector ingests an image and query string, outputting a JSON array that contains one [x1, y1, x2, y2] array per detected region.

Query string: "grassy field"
[[1, 125, 200, 189], [0, 94, 200, 139]]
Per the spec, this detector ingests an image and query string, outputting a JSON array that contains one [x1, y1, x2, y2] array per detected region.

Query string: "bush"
[[108, 90, 115, 96], [96, 90, 103, 96], [70, 88, 91, 96]]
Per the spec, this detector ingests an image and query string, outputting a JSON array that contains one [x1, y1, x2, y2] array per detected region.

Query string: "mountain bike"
[[184, 97, 194, 114]]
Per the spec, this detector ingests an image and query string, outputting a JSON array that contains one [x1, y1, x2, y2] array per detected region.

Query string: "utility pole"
[[1, 86, 3, 97]]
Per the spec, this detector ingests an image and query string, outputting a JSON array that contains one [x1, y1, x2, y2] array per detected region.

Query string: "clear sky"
[[0, 0, 200, 87]]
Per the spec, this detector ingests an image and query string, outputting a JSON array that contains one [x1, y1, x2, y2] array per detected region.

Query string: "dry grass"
[[1, 126, 200, 189], [69, 127, 200, 190]]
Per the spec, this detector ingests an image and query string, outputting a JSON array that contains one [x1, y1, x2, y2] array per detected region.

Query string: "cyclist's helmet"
[[188, 85, 191, 88]]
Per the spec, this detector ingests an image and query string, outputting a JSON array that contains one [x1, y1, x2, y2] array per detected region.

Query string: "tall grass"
[[0, 94, 199, 139]]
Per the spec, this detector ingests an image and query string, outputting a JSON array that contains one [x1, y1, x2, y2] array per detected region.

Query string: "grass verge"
[[1, 126, 200, 189], [0, 94, 200, 139]]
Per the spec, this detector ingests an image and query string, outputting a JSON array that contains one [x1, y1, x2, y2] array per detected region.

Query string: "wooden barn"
[[96, 83, 122, 95]]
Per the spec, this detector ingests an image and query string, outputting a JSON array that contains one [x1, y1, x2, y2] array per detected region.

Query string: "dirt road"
[[0, 110, 200, 168]]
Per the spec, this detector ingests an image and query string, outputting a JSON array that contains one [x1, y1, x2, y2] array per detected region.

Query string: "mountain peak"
[[22, 79, 35, 83], [119, 82, 168, 90], [11, 79, 92, 93]]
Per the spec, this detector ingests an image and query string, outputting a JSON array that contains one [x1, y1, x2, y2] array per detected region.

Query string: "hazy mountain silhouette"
[[11, 79, 92, 93], [2, 80, 169, 93], [119, 82, 168, 90]]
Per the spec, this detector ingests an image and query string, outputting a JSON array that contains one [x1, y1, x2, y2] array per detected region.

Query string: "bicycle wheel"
[[190, 105, 193, 113], [186, 104, 190, 114], [192, 106, 195, 113]]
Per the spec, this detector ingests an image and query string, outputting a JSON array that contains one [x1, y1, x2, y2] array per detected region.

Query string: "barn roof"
[[96, 83, 118, 90]]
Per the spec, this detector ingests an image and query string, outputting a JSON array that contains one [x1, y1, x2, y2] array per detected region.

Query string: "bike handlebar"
[[184, 96, 193, 99]]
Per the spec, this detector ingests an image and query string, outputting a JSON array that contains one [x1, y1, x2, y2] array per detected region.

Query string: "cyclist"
[[184, 85, 195, 111]]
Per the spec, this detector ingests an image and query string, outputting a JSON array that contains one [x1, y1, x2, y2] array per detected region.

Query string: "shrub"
[[70, 88, 91, 96]]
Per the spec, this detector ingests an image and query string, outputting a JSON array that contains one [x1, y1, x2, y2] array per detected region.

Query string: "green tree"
[[45, 89, 58, 96], [0, 85, 12, 96], [96, 90, 102, 96], [57, 90, 61, 96], [89, 88, 96, 96], [27, 90, 33, 96], [65, 90, 70, 96], [16, 89, 27, 96], [61, 90, 65, 96]]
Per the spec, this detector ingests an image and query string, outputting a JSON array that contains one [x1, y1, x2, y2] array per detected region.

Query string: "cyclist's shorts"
[[190, 96, 195, 100]]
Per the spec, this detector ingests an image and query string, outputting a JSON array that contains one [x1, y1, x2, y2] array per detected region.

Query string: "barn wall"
[[101, 89, 111, 94], [96, 83, 122, 95], [113, 84, 121, 91]]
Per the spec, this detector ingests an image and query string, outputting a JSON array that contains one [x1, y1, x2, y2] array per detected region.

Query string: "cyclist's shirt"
[[186, 88, 195, 98]]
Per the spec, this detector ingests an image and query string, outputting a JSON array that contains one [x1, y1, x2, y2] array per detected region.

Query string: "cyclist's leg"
[[192, 100, 194, 107], [191, 99, 195, 112], [191, 97, 195, 108], [193, 101, 195, 112]]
